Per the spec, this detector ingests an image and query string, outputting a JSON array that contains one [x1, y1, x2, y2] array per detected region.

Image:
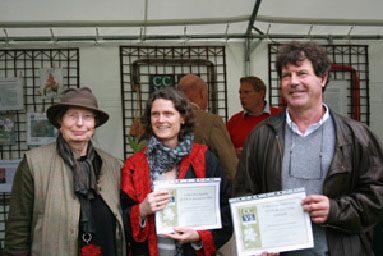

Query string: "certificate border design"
[[154, 178, 221, 234], [230, 188, 314, 256]]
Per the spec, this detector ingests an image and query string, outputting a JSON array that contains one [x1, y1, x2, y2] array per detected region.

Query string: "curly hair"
[[142, 87, 195, 141], [276, 41, 331, 79]]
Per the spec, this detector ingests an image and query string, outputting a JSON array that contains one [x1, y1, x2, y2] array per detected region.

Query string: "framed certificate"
[[153, 178, 221, 234], [230, 188, 313, 255]]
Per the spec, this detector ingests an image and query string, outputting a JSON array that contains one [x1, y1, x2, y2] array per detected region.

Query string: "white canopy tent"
[[0, 0, 382, 45], [0, 0, 382, 158]]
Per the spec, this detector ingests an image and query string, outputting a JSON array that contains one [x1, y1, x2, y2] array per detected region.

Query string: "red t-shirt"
[[226, 107, 281, 148]]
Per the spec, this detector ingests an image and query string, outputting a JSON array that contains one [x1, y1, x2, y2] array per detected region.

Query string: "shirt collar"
[[286, 103, 330, 137], [190, 102, 200, 109], [243, 101, 271, 116]]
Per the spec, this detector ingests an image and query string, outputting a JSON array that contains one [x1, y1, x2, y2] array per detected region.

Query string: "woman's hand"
[[165, 227, 200, 244], [139, 190, 170, 218]]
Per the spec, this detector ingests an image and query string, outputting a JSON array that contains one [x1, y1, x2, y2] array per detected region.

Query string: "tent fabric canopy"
[[0, 0, 382, 43]]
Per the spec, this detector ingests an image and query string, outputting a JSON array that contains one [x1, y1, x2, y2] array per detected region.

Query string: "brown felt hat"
[[46, 87, 109, 128]]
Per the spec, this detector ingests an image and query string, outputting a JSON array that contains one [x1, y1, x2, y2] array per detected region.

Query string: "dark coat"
[[233, 110, 383, 256], [121, 143, 232, 256]]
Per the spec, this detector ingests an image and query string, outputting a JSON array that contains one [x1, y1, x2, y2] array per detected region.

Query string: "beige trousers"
[[217, 234, 236, 256]]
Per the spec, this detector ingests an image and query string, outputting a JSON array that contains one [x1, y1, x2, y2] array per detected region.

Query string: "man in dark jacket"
[[233, 41, 383, 256]]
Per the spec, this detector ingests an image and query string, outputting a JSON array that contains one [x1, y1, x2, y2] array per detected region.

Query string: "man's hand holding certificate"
[[153, 178, 222, 234], [230, 188, 314, 256]]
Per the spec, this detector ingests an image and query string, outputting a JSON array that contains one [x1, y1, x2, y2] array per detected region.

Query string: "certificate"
[[230, 188, 313, 255], [153, 178, 221, 234]]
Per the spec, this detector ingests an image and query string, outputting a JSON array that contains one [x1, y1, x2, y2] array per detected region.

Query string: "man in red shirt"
[[226, 76, 281, 158]]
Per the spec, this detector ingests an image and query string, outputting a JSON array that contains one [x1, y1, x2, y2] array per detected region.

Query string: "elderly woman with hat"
[[4, 87, 125, 256], [121, 87, 232, 256]]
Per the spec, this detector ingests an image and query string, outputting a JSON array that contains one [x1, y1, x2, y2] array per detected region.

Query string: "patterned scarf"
[[146, 133, 194, 178], [56, 133, 99, 234], [146, 133, 194, 256]]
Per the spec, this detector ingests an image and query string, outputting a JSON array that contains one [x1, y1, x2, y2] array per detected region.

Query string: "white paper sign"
[[0, 77, 24, 110], [324, 80, 349, 117]]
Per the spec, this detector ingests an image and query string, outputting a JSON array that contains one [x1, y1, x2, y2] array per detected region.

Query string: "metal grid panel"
[[268, 44, 369, 125], [0, 48, 79, 249], [120, 45, 228, 158]]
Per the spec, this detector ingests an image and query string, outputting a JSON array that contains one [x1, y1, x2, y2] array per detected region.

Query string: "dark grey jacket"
[[233, 110, 383, 256]]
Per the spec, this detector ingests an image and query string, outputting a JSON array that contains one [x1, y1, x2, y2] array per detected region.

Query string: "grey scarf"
[[146, 133, 194, 176], [56, 133, 99, 234]]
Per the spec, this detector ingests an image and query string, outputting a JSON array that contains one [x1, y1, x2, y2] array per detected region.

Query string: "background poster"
[[27, 113, 57, 145], [323, 80, 348, 117], [0, 159, 21, 192], [0, 77, 24, 110], [38, 68, 65, 99], [0, 112, 15, 146]]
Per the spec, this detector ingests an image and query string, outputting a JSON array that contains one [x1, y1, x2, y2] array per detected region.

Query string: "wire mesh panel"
[[120, 45, 228, 158], [268, 44, 369, 125], [0, 48, 79, 248]]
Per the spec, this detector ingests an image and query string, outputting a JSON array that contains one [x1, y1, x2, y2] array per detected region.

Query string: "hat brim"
[[47, 103, 109, 129]]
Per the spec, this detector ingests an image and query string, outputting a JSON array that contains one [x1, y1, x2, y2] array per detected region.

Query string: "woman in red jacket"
[[121, 87, 232, 256]]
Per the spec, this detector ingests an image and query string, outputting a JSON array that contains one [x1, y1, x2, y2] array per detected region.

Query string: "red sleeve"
[[196, 230, 216, 256], [121, 150, 151, 242], [121, 149, 148, 199], [121, 158, 135, 196], [129, 204, 150, 242]]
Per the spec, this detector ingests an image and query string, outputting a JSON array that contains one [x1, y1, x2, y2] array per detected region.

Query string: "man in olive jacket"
[[233, 41, 383, 255], [178, 74, 238, 185]]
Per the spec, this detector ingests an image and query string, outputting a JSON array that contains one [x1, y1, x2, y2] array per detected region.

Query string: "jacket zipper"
[[276, 135, 283, 190]]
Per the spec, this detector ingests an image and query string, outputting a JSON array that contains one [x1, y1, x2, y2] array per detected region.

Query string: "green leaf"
[[127, 136, 146, 153]]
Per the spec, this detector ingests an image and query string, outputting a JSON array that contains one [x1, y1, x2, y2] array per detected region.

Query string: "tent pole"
[[245, 0, 262, 76]]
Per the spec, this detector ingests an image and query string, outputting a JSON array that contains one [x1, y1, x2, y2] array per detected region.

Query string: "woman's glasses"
[[64, 113, 95, 123]]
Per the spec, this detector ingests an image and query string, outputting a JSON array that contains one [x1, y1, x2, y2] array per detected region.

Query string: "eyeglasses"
[[64, 113, 95, 123]]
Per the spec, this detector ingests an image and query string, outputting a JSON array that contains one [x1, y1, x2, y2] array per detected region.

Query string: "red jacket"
[[121, 143, 232, 256]]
